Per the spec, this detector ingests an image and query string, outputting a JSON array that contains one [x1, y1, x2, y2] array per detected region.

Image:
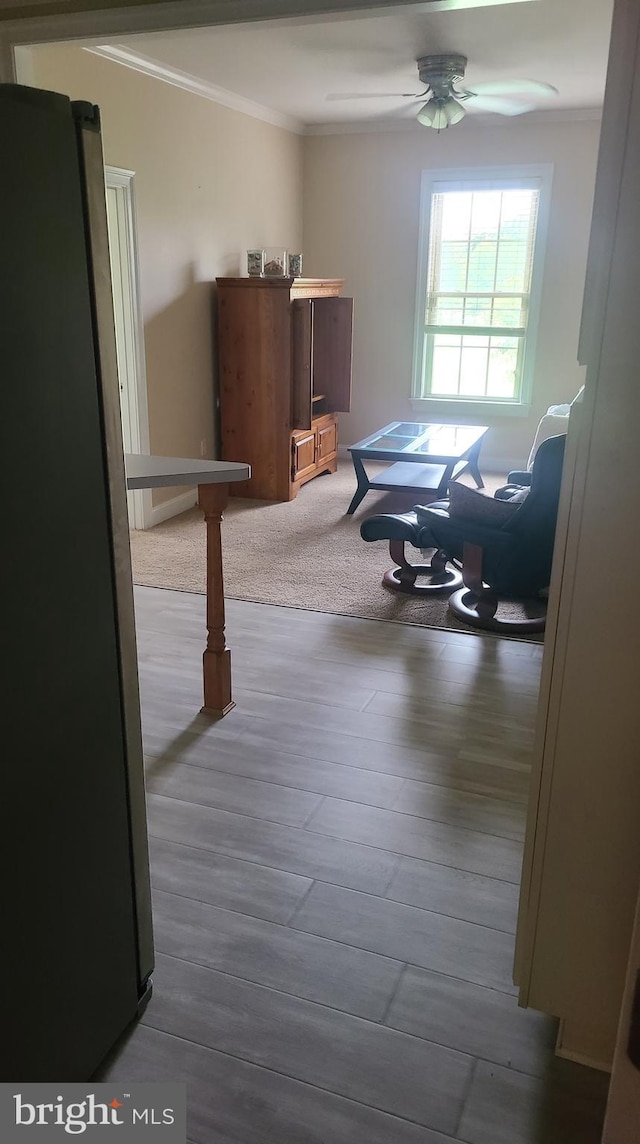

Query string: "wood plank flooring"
[[96, 587, 609, 1143]]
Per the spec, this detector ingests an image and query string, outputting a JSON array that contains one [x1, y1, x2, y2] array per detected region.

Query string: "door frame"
[[1, 2, 439, 72], [603, 874, 640, 1141], [105, 166, 151, 530]]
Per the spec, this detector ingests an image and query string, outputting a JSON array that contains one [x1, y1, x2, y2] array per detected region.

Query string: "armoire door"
[[312, 296, 354, 412], [292, 430, 316, 481], [316, 416, 338, 462]]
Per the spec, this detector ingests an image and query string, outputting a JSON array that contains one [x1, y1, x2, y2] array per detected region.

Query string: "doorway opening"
[[105, 166, 151, 530]]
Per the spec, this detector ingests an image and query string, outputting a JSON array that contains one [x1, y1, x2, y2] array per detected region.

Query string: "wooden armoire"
[[216, 277, 353, 500]]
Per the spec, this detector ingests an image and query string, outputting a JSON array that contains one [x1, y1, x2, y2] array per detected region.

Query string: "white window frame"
[[411, 164, 553, 418]]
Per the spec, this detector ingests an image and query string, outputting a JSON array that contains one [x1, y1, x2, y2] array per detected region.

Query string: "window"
[[413, 168, 551, 411]]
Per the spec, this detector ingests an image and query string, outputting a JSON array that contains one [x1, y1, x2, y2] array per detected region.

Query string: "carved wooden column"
[[197, 481, 233, 716]]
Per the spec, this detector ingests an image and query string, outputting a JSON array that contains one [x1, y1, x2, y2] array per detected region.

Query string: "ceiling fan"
[[326, 53, 558, 129]]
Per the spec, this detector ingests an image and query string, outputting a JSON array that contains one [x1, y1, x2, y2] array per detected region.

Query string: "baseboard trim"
[[555, 1044, 612, 1073], [145, 487, 197, 528], [555, 1018, 614, 1073]]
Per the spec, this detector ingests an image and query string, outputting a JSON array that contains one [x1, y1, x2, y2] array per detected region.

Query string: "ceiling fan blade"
[[325, 92, 419, 101], [465, 93, 538, 117], [462, 79, 558, 98]]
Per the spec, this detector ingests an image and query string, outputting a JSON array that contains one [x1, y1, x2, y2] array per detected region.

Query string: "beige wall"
[[27, 43, 303, 506], [22, 40, 601, 490], [303, 119, 600, 471]]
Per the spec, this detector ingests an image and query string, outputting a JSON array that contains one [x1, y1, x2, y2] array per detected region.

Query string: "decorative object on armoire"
[[216, 277, 353, 501], [246, 249, 264, 277], [262, 248, 288, 277], [287, 252, 303, 277]]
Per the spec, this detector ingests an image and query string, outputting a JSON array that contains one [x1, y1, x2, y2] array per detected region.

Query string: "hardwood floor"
[[96, 586, 609, 1143]]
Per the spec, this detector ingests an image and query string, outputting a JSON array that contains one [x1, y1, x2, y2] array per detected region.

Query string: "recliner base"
[[448, 587, 546, 633], [383, 540, 463, 596]]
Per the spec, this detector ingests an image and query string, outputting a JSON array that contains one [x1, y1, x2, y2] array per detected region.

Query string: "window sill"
[[410, 397, 532, 419]]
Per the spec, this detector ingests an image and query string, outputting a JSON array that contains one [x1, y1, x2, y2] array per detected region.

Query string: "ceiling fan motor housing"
[[417, 53, 467, 98]]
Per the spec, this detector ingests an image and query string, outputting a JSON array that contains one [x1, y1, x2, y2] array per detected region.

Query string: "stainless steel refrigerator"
[[1, 84, 154, 1080]]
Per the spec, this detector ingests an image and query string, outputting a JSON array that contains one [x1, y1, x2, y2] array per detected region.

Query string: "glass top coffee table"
[[346, 421, 489, 515]]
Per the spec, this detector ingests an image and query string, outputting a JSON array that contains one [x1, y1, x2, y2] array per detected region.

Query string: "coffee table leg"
[[467, 439, 485, 489], [346, 453, 370, 515], [437, 462, 455, 497]]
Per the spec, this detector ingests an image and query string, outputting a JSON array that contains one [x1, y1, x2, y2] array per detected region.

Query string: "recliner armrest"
[[413, 501, 449, 523], [506, 470, 532, 486]]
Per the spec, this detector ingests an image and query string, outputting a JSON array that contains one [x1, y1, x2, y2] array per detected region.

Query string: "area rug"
[[129, 462, 545, 637]]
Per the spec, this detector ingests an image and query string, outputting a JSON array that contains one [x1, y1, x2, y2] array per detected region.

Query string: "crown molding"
[[304, 106, 603, 135], [85, 44, 304, 133], [82, 43, 601, 140]]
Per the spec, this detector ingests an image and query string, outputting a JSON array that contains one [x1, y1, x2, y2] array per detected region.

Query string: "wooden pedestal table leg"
[[198, 481, 234, 717]]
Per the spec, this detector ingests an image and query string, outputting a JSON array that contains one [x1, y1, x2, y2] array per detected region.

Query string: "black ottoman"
[[360, 504, 463, 595]]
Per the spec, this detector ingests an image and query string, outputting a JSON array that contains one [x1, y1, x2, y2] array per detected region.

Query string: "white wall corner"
[[144, 487, 198, 529]]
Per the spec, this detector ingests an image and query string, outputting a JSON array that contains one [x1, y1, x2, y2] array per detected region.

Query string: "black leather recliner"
[[360, 434, 566, 632], [495, 466, 534, 502]]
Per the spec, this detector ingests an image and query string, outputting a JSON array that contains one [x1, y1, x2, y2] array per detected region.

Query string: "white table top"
[[125, 454, 250, 490]]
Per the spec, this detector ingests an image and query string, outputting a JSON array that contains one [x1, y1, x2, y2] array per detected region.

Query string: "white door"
[[105, 171, 149, 529]]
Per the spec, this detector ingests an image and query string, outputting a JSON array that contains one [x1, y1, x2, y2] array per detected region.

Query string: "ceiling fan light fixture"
[[325, 53, 555, 129], [446, 98, 466, 126], [417, 96, 466, 130]]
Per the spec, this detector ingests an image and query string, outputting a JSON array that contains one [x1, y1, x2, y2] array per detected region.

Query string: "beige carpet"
[[130, 462, 545, 636]]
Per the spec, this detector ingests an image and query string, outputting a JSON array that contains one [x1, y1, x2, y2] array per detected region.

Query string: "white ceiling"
[[88, 0, 613, 131]]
